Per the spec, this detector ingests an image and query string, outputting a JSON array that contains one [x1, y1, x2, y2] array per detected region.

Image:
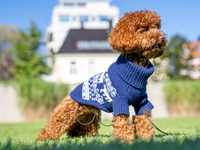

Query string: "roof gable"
[[58, 29, 113, 53]]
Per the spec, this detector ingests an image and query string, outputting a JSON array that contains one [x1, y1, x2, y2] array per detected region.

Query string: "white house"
[[46, 0, 119, 54], [43, 0, 120, 84], [53, 28, 119, 84]]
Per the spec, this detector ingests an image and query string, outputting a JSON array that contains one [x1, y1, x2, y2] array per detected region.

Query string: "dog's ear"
[[108, 12, 136, 54], [108, 10, 161, 54]]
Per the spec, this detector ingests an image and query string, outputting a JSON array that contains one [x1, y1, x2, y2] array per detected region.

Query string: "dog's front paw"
[[112, 114, 135, 143], [133, 114, 155, 139], [112, 124, 135, 143]]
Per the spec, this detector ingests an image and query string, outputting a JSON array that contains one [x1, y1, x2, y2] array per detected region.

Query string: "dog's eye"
[[141, 28, 148, 32], [137, 27, 148, 33]]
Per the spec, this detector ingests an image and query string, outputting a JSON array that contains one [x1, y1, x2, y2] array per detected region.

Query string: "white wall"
[[0, 85, 25, 123], [53, 53, 119, 84]]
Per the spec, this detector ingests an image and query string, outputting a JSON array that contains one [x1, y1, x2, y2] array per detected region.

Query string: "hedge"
[[16, 77, 68, 119], [164, 80, 200, 116]]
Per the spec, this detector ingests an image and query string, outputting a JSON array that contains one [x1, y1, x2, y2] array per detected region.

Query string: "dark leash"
[[76, 104, 112, 126], [76, 104, 97, 126], [97, 115, 112, 127], [76, 105, 169, 135], [151, 122, 169, 135]]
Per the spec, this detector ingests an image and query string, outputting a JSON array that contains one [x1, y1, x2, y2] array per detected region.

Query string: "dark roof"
[[58, 29, 113, 53]]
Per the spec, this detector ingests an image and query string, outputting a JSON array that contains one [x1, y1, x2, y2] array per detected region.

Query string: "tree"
[[0, 25, 18, 52], [0, 51, 14, 80], [0, 25, 18, 81], [153, 34, 192, 80], [13, 22, 50, 79]]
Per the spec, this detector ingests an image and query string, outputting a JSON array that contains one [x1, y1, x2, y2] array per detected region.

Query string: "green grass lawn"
[[0, 117, 200, 150]]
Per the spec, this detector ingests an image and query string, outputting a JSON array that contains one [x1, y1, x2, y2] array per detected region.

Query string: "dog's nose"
[[159, 36, 165, 43]]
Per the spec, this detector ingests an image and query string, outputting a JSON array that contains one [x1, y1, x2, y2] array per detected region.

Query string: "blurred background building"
[[187, 40, 200, 79], [43, 0, 120, 84]]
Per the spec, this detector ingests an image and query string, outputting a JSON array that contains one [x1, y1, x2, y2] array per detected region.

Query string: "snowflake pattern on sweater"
[[82, 70, 117, 104]]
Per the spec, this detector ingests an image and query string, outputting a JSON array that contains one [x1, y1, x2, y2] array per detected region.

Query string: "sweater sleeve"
[[132, 93, 154, 115], [113, 95, 130, 116]]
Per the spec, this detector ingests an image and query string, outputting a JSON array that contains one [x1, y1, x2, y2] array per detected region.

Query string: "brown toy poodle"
[[36, 10, 167, 143]]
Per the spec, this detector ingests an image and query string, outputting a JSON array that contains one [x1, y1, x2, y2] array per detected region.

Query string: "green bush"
[[16, 77, 68, 119], [164, 80, 200, 116]]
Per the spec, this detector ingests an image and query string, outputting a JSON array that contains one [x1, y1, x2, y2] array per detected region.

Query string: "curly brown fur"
[[109, 10, 167, 142], [109, 9, 167, 61], [36, 95, 100, 140], [67, 111, 100, 137], [133, 111, 155, 139], [36, 9, 167, 143], [112, 114, 135, 143]]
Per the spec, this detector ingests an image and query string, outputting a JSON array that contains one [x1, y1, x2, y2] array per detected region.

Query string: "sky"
[[0, 0, 200, 42]]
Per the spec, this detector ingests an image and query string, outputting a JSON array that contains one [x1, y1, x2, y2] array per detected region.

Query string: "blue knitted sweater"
[[70, 54, 154, 116]]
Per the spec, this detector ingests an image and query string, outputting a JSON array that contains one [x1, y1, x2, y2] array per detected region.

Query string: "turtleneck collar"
[[114, 54, 154, 89]]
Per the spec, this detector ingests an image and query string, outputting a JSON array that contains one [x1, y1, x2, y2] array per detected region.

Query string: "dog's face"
[[109, 10, 167, 59]]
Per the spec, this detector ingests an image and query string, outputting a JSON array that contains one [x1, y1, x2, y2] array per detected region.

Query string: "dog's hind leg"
[[67, 109, 101, 137], [36, 95, 98, 140], [112, 114, 135, 143], [36, 95, 78, 140]]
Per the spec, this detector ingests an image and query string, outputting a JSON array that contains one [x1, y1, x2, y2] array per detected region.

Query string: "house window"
[[99, 16, 108, 22], [90, 41, 100, 49], [59, 16, 69, 22], [101, 41, 110, 49], [64, 3, 73, 7], [77, 41, 110, 50], [79, 16, 89, 22], [78, 3, 86, 7], [89, 61, 95, 75], [77, 41, 90, 50], [70, 62, 77, 75]]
